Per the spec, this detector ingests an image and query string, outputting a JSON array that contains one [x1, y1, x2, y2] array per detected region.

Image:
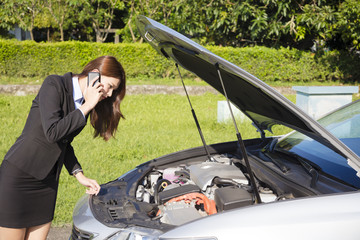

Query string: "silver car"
[[70, 16, 360, 240]]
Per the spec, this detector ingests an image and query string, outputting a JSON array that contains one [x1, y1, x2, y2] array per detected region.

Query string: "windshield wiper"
[[261, 138, 290, 173], [262, 152, 290, 173], [275, 149, 320, 188]]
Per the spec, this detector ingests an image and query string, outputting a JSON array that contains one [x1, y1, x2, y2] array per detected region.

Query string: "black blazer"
[[4, 72, 87, 180]]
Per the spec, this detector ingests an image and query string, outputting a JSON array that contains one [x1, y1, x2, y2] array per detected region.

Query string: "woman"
[[0, 56, 126, 240]]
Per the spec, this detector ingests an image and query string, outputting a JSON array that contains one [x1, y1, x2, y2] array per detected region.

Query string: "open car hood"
[[135, 16, 360, 176]]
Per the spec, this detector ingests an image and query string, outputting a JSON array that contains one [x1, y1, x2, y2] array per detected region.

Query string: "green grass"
[[0, 93, 301, 225]]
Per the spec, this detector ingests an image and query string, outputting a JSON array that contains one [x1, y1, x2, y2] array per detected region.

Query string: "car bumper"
[[70, 194, 120, 239]]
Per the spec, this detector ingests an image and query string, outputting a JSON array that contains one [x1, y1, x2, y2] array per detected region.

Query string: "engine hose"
[[165, 192, 217, 215], [213, 177, 240, 187]]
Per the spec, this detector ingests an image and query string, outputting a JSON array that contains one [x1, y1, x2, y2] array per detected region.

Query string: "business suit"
[[0, 72, 87, 228]]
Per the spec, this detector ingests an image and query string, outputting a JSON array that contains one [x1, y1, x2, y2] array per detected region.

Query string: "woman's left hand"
[[74, 172, 101, 195]]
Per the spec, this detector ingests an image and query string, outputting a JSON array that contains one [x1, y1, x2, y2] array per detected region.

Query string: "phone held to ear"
[[87, 72, 101, 86]]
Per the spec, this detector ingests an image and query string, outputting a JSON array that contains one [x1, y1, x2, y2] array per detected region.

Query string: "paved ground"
[[0, 84, 295, 96], [47, 225, 72, 240]]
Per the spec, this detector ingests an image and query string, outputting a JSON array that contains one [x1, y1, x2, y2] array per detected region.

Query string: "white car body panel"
[[160, 191, 360, 240]]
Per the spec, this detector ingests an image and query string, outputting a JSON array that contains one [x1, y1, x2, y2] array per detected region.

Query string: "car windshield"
[[276, 100, 360, 188]]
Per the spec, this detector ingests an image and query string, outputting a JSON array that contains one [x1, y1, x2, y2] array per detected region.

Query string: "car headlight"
[[106, 226, 163, 240], [160, 238, 217, 240]]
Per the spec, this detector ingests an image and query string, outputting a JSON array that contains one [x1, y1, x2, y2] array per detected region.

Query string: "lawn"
[[0, 92, 297, 225]]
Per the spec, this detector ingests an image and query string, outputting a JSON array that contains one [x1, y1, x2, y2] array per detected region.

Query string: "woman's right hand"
[[74, 171, 101, 195], [79, 79, 105, 115]]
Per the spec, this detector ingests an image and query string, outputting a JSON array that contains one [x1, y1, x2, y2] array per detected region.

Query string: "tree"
[[337, 0, 360, 51], [118, 0, 182, 43], [34, 5, 54, 41], [0, 0, 44, 40], [45, 0, 73, 41], [75, 0, 125, 42], [0, 0, 358, 52]]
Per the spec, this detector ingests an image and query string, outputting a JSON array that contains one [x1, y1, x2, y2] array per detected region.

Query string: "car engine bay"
[[135, 154, 278, 226], [88, 137, 357, 233], [90, 142, 303, 232]]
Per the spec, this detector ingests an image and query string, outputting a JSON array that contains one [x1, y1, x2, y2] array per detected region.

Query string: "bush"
[[0, 39, 359, 83], [0, 40, 171, 79]]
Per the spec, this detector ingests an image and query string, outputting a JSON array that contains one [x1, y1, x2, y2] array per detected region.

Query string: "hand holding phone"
[[81, 72, 104, 114], [87, 72, 101, 87]]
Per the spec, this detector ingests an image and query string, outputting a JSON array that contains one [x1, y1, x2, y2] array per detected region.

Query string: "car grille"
[[108, 208, 121, 220], [70, 225, 94, 240]]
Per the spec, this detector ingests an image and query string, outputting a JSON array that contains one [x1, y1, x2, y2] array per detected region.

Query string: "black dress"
[[0, 160, 58, 228], [0, 73, 86, 228]]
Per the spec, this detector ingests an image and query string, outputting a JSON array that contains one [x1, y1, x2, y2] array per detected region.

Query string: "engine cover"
[[187, 162, 248, 190]]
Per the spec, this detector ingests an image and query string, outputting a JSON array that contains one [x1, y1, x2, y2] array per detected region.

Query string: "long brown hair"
[[77, 56, 126, 141]]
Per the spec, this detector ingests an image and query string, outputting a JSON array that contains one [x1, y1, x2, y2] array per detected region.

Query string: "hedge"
[[0, 39, 359, 83]]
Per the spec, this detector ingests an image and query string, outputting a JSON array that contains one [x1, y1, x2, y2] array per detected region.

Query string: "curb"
[[0, 85, 295, 96]]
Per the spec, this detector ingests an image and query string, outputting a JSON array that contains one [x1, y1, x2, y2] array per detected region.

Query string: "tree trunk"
[[96, 30, 103, 43], [60, 24, 64, 41], [30, 29, 34, 41], [127, 18, 136, 43], [127, 1, 136, 43]]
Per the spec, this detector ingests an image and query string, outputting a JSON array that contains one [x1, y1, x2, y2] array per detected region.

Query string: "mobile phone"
[[87, 72, 101, 86]]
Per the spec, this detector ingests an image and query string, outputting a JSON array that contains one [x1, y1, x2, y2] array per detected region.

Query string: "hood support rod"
[[215, 63, 261, 203], [176, 63, 214, 162]]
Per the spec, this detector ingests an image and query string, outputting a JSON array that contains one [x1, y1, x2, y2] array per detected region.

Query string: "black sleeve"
[[64, 144, 82, 175], [38, 76, 86, 143]]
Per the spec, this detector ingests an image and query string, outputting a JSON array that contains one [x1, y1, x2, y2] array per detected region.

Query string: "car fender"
[[159, 191, 360, 240]]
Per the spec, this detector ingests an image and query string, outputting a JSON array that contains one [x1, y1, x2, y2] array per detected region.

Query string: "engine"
[[135, 154, 277, 226]]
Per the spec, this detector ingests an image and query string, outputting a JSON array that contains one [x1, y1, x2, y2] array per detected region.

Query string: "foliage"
[[294, 0, 360, 51], [0, 0, 127, 42], [45, 0, 74, 41], [121, 0, 360, 52], [337, 0, 360, 51], [74, 0, 126, 42], [1, 0, 360, 52], [0, 0, 43, 40], [0, 40, 359, 84], [0, 40, 172, 79]]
